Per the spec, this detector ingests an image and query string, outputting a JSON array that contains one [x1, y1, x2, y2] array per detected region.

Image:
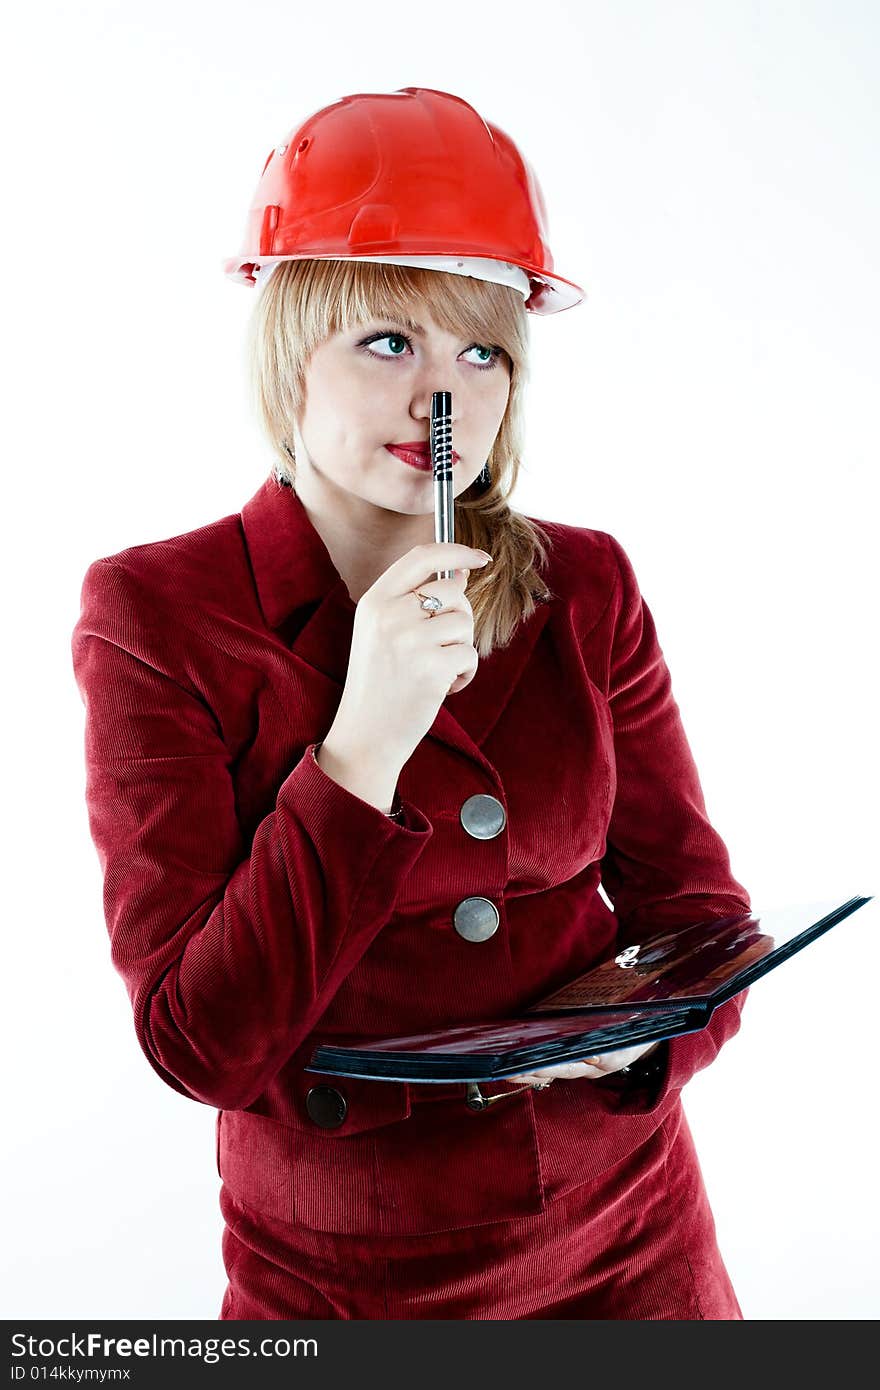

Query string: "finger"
[[581, 1044, 657, 1073], [381, 544, 492, 598], [508, 1062, 602, 1083], [404, 593, 474, 636], [407, 576, 474, 610]]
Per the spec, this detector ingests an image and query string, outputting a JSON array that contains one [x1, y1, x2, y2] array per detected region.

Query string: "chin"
[[352, 486, 430, 518], [385, 497, 434, 518]]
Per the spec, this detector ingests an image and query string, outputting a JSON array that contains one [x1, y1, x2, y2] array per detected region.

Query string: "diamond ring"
[[415, 591, 443, 616]]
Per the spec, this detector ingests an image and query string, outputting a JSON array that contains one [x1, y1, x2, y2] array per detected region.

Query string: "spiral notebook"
[[306, 895, 873, 1084]]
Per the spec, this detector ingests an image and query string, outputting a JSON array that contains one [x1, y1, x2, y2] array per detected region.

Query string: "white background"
[[3, 0, 877, 1321]]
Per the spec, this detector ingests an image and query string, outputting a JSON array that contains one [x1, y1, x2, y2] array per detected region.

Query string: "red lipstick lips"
[[385, 442, 460, 472]]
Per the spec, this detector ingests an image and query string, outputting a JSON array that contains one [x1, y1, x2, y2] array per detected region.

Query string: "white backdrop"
[[3, 0, 877, 1321]]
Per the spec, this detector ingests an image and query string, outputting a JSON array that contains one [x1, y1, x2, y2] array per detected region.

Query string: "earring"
[[475, 461, 492, 494], [275, 439, 295, 487]]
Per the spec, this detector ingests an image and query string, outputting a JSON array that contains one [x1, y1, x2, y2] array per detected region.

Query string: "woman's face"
[[290, 302, 512, 516]]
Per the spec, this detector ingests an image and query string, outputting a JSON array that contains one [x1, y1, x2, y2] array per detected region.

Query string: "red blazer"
[[71, 474, 751, 1239]]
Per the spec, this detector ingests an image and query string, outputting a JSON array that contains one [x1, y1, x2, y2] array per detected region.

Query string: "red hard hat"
[[223, 87, 585, 316]]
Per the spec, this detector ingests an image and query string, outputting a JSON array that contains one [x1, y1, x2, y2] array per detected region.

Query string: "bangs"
[[270, 258, 529, 365]]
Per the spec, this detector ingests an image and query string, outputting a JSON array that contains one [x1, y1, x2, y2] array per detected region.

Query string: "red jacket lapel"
[[240, 475, 554, 769]]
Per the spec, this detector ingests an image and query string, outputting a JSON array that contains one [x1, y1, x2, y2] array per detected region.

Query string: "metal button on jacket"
[[459, 793, 507, 840], [305, 1085, 348, 1128], [453, 896, 500, 942]]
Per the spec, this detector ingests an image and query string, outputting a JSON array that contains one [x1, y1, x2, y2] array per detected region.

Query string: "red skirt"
[[218, 1106, 741, 1320]]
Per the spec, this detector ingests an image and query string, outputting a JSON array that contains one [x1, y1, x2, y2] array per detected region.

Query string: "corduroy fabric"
[[218, 1106, 741, 1320], [71, 473, 752, 1309]]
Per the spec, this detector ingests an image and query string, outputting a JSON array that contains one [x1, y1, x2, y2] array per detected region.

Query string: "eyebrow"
[[366, 317, 427, 336], [357, 317, 499, 347]]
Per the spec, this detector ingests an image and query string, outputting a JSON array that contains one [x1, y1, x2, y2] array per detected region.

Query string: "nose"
[[410, 375, 462, 428]]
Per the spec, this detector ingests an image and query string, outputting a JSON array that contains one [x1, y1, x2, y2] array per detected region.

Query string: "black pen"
[[430, 391, 454, 579]]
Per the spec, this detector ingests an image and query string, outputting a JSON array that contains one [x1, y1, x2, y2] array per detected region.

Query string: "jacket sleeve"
[[71, 559, 433, 1111], [597, 533, 752, 1114]]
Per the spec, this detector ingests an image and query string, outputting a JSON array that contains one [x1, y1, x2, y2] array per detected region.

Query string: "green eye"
[[361, 333, 410, 357], [360, 331, 502, 372]]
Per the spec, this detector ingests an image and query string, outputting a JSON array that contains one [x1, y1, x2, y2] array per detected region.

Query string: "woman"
[[71, 87, 752, 1319]]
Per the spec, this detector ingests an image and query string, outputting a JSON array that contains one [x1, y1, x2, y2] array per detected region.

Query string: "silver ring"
[[415, 590, 443, 616], [532, 1079, 554, 1090]]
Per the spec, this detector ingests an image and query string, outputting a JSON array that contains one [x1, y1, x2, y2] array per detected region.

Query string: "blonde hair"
[[246, 258, 556, 657]]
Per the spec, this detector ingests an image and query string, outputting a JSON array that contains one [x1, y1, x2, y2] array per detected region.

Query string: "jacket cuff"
[[297, 741, 430, 835]]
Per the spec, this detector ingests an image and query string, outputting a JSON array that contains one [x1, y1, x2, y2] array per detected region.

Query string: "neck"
[[292, 470, 435, 603]]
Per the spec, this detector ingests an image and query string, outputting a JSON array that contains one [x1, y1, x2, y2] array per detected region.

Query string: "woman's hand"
[[507, 1039, 663, 1086], [329, 542, 492, 774]]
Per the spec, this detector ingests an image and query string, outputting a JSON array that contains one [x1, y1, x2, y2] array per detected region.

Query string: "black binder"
[[306, 895, 873, 1084]]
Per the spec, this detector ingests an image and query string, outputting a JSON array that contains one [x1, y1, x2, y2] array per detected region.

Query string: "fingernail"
[[478, 551, 493, 562]]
